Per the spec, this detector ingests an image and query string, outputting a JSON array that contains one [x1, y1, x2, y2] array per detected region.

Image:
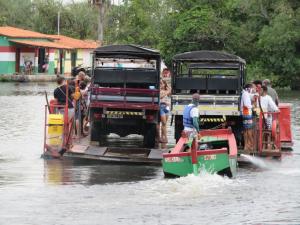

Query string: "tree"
[[159, 0, 236, 65], [0, 0, 34, 29], [104, 0, 168, 47], [31, 0, 63, 35], [257, 2, 300, 86]]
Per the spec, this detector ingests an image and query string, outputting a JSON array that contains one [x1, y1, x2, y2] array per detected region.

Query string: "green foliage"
[[0, 15, 6, 26], [0, 0, 33, 29], [0, 0, 299, 87], [155, 0, 300, 86], [0, 76, 10, 82], [31, 0, 62, 35], [0, 0, 98, 39], [59, 3, 98, 39], [104, 0, 166, 46], [257, 3, 300, 85]]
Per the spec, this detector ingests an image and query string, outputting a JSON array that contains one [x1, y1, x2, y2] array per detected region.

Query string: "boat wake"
[[140, 172, 243, 201], [240, 154, 268, 169]]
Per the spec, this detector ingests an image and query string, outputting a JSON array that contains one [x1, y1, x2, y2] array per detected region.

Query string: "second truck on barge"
[[169, 51, 292, 163]]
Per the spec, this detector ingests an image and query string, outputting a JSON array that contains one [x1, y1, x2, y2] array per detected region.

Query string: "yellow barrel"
[[47, 114, 64, 147]]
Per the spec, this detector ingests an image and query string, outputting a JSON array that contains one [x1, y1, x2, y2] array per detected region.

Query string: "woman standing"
[[159, 79, 171, 144]]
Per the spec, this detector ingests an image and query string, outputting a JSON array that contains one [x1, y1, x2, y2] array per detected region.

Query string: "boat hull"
[[163, 151, 237, 177], [162, 128, 238, 178]]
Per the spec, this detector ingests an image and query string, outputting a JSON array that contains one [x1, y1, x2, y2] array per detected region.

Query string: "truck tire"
[[143, 123, 156, 148], [91, 121, 101, 142]]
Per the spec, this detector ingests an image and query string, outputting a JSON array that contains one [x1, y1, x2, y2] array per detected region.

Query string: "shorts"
[[160, 103, 170, 116], [242, 115, 253, 129]]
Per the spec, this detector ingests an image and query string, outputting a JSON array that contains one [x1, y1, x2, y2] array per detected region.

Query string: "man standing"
[[183, 93, 200, 136], [263, 79, 279, 106], [259, 85, 279, 129], [259, 85, 279, 149], [54, 76, 75, 118], [240, 83, 254, 153]]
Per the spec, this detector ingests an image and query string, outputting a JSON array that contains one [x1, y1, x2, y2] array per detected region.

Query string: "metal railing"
[[257, 111, 281, 152]]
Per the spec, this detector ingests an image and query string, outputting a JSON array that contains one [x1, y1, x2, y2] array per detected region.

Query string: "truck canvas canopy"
[[92, 45, 160, 89], [172, 50, 246, 95]]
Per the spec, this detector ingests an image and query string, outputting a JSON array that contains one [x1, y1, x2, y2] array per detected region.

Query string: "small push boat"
[[162, 128, 237, 178]]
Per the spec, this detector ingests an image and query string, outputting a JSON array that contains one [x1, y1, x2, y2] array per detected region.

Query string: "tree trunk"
[[97, 0, 105, 42]]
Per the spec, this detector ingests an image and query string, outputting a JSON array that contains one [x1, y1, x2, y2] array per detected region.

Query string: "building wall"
[[64, 51, 71, 74], [34, 48, 93, 75], [82, 49, 93, 67], [54, 49, 59, 71], [76, 49, 83, 66], [0, 36, 16, 74], [48, 48, 55, 75]]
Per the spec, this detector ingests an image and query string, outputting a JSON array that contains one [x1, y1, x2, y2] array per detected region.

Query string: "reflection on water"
[[44, 159, 160, 185], [0, 83, 299, 225], [0, 82, 56, 96]]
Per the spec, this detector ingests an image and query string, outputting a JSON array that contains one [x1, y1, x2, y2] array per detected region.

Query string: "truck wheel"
[[91, 121, 101, 142], [143, 123, 156, 148]]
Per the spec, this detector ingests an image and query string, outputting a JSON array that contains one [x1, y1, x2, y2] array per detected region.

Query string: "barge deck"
[[63, 135, 168, 165]]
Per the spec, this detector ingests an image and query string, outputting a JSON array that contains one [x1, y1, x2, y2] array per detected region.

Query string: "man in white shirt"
[[263, 79, 279, 106], [259, 85, 279, 129], [240, 83, 254, 153], [258, 85, 279, 149]]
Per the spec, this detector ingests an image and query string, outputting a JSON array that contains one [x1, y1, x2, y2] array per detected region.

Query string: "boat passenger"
[[54, 76, 75, 119], [251, 80, 263, 109], [263, 79, 279, 106], [72, 71, 91, 137], [259, 85, 279, 129], [183, 93, 200, 141], [240, 83, 254, 153], [159, 79, 171, 144], [253, 80, 262, 89], [259, 85, 279, 149]]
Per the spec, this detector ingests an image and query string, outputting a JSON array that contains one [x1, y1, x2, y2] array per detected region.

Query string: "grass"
[[0, 76, 10, 82]]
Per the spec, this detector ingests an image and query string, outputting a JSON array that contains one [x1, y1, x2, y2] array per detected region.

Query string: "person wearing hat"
[[183, 93, 200, 136]]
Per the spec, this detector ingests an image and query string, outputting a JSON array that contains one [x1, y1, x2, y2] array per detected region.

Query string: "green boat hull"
[[162, 129, 238, 178], [162, 153, 237, 177]]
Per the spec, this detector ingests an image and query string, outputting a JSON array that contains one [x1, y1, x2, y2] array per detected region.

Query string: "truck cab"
[[90, 45, 161, 148], [172, 50, 246, 143]]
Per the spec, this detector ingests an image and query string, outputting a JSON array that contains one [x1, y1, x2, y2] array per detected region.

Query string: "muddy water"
[[0, 83, 299, 225]]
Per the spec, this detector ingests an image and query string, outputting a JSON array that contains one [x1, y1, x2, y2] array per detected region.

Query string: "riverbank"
[[0, 74, 58, 82]]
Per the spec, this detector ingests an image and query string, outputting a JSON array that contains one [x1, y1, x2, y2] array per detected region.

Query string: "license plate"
[[106, 114, 123, 119], [204, 155, 216, 160]]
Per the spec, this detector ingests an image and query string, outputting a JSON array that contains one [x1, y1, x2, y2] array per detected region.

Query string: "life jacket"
[[183, 105, 195, 128]]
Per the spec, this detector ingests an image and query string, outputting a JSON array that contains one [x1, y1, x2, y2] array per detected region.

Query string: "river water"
[[0, 83, 299, 225]]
